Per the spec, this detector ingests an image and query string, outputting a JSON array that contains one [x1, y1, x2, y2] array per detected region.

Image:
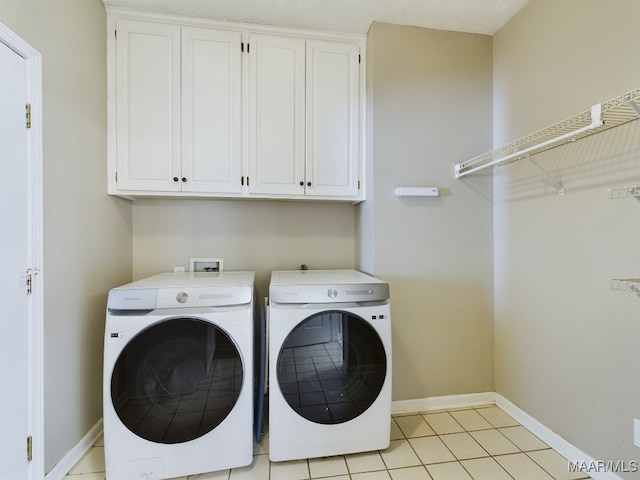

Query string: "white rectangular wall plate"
[[190, 257, 224, 272], [394, 187, 439, 197]]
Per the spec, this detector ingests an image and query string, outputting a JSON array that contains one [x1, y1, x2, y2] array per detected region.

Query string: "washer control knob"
[[176, 292, 189, 304], [327, 288, 338, 298]]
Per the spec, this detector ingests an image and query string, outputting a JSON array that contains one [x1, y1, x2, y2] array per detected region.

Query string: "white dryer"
[[268, 270, 391, 462], [103, 272, 255, 480]]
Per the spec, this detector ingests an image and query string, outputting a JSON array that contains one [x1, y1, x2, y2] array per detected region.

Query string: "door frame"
[[0, 22, 44, 480]]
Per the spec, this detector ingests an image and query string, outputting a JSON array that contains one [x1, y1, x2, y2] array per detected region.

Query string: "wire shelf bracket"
[[611, 278, 640, 294], [608, 185, 640, 199], [528, 156, 565, 196], [454, 87, 640, 180]]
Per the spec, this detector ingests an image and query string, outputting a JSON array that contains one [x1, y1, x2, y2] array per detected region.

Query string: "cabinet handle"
[[182, 177, 187, 182], [307, 181, 312, 187], [299, 181, 304, 186], [173, 177, 179, 182]]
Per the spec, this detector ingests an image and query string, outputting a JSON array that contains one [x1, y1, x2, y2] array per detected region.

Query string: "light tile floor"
[[63, 405, 591, 480]]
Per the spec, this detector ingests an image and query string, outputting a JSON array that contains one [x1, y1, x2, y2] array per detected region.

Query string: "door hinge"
[[115, 172, 118, 183], [358, 180, 361, 190], [23, 268, 39, 295], [25, 103, 32, 129], [27, 436, 32, 461], [242, 42, 250, 53], [358, 54, 361, 64]]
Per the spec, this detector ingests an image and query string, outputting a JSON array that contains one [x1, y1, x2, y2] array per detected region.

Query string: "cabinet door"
[[115, 19, 181, 192], [305, 41, 360, 197], [181, 27, 243, 193], [248, 34, 306, 195]]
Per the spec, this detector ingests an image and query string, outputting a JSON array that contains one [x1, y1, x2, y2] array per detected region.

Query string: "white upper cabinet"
[[181, 27, 242, 194], [112, 19, 242, 194], [107, 10, 365, 201], [248, 37, 361, 198], [248, 34, 306, 196], [305, 41, 360, 198], [115, 19, 181, 192]]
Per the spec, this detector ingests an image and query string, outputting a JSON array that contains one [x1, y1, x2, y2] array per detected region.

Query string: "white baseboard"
[[45, 418, 103, 480], [392, 392, 623, 480], [494, 394, 623, 480], [391, 391, 495, 414]]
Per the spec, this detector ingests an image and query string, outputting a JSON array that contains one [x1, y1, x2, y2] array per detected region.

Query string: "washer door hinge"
[[26, 103, 32, 129], [27, 436, 33, 461]]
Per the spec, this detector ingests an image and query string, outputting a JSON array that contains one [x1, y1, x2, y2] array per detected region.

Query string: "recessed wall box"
[[190, 257, 224, 272]]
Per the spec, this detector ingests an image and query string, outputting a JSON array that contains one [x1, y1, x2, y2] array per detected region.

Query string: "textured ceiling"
[[102, 0, 530, 36]]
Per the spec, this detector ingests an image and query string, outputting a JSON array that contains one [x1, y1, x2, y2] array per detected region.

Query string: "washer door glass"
[[111, 317, 243, 444], [277, 310, 386, 424]]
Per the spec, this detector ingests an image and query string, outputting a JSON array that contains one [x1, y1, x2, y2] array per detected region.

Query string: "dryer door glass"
[[110, 317, 243, 444], [277, 311, 386, 424]]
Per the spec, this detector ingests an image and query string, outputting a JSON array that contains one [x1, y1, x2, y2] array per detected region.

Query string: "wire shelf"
[[455, 87, 640, 178]]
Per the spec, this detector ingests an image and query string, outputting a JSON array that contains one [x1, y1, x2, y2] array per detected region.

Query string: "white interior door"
[[0, 24, 44, 480]]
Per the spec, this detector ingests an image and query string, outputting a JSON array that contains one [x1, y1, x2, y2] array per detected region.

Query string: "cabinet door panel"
[[116, 19, 181, 191], [248, 35, 305, 195], [306, 41, 360, 197], [182, 27, 242, 193]]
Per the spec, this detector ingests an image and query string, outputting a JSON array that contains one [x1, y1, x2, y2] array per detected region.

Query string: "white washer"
[[103, 272, 255, 480], [268, 269, 391, 462]]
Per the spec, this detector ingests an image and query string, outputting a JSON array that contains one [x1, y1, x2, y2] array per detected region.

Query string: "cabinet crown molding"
[[106, 6, 366, 45]]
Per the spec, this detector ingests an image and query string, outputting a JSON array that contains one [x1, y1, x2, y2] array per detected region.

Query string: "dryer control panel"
[[269, 269, 390, 304]]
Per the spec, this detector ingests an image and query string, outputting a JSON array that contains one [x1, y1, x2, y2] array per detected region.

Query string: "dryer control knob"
[[176, 292, 189, 303], [327, 288, 338, 298]]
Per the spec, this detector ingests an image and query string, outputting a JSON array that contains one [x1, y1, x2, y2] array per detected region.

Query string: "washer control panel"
[[108, 285, 252, 311]]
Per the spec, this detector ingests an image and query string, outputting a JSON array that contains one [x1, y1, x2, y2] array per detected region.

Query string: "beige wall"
[[362, 23, 495, 400], [1, 0, 132, 473], [132, 199, 356, 300], [493, 0, 640, 472]]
